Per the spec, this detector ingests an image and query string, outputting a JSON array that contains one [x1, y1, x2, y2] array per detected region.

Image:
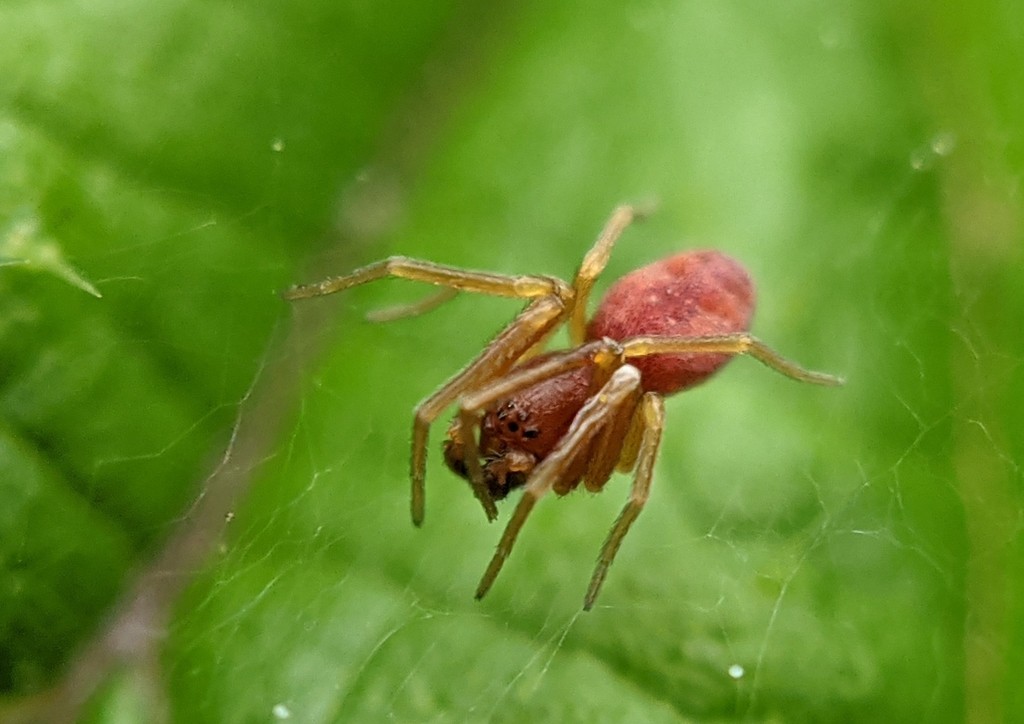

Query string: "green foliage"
[[1, 0, 1021, 721]]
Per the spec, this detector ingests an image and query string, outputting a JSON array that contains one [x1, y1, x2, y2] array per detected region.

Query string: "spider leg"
[[364, 288, 459, 322], [568, 204, 654, 345], [622, 333, 845, 386], [582, 380, 642, 494], [283, 256, 570, 302], [410, 296, 569, 525], [474, 365, 643, 602], [584, 392, 665, 610], [614, 396, 647, 474], [286, 255, 578, 525], [455, 339, 626, 497]]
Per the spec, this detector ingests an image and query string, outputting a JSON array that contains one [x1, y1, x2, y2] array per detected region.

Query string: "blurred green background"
[[1, 1, 1021, 722]]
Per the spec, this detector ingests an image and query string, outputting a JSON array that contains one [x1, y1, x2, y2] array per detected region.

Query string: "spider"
[[284, 205, 843, 610]]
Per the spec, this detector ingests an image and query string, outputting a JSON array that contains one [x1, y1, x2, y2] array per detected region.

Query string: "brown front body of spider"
[[442, 250, 754, 500], [283, 205, 842, 610], [444, 360, 598, 500]]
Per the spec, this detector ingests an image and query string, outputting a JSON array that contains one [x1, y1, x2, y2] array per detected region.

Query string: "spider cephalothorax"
[[443, 361, 597, 500], [285, 205, 843, 609]]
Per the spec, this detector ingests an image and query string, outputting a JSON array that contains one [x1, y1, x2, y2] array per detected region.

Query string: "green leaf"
[[2, 1, 1022, 722]]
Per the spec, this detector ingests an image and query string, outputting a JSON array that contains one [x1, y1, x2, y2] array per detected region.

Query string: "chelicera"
[[285, 206, 842, 609]]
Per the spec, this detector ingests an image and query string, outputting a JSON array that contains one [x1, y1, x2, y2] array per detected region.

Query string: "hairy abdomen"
[[586, 250, 755, 394]]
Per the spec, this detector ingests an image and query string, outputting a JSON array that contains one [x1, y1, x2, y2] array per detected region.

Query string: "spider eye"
[[523, 428, 540, 439], [507, 421, 519, 433]]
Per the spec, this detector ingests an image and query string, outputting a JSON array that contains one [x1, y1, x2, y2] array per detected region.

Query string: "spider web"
[[162, 6, 1020, 722], [6, 1, 1020, 722], [168, 152, 1014, 723]]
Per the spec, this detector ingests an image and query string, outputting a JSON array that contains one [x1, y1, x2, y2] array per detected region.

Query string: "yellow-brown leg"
[[410, 296, 568, 525], [582, 382, 642, 493], [474, 365, 644, 601], [284, 256, 571, 302], [622, 334, 845, 386], [454, 339, 626, 497], [567, 205, 652, 345], [285, 255, 581, 525], [584, 392, 665, 610], [364, 288, 459, 322], [614, 397, 647, 474]]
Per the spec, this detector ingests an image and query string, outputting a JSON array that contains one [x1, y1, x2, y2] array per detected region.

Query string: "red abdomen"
[[586, 250, 755, 394]]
